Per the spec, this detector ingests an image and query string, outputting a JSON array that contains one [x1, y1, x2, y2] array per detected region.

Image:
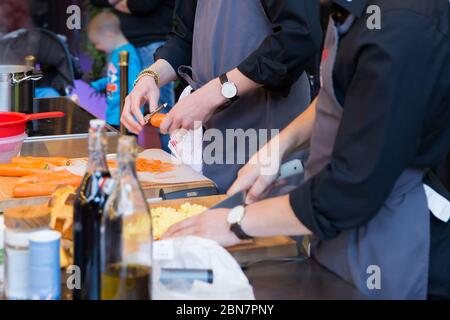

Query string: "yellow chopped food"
[[151, 203, 208, 239]]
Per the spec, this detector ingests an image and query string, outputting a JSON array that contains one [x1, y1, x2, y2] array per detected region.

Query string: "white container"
[[4, 228, 31, 300], [0, 133, 27, 163]]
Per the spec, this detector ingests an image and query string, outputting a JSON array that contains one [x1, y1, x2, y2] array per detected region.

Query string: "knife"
[[159, 186, 219, 200], [210, 158, 304, 209]]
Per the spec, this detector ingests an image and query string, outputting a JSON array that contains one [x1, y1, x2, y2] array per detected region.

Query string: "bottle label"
[[101, 178, 116, 196]]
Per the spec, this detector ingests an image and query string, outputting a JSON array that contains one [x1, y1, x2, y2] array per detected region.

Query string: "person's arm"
[[154, 0, 196, 74], [237, 0, 322, 92], [162, 11, 441, 247], [121, 0, 194, 133], [159, 68, 263, 134], [162, 195, 312, 247], [227, 97, 317, 203], [158, 0, 321, 134], [290, 11, 437, 240]]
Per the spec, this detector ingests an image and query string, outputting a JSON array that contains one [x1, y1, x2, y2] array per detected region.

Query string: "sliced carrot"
[[12, 156, 70, 166], [106, 157, 175, 173], [150, 113, 167, 128]]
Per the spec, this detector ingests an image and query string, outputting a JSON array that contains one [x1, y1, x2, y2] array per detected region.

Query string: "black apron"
[[179, 0, 311, 192], [305, 17, 430, 299]]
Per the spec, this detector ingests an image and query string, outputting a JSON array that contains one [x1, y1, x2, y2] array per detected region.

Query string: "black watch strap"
[[219, 73, 239, 102], [230, 223, 253, 240], [219, 73, 229, 85]]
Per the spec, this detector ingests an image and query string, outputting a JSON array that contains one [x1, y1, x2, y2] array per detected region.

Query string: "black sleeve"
[[237, 0, 322, 91], [127, 0, 163, 15], [90, 0, 111, 7], [154, 0, 195, 72], [289, 12, 438, 239]]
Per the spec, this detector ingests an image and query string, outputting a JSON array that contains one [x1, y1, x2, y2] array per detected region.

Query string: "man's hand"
[[121, 76, 160, 134], [228, 140, 286, 204], [161, 208, 242, 247], [159, 78, 226, 135]]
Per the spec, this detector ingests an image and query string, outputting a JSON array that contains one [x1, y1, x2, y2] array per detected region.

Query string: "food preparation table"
[[0, 98, 366, 300]]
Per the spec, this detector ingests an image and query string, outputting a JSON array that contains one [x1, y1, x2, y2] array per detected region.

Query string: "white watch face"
[[221, 82, 238, 99], [227, 206, 245, 224]]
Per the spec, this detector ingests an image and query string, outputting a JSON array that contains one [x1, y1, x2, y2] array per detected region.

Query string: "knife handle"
[[159, 186, 219, 200], [278, 159, 304, 181]]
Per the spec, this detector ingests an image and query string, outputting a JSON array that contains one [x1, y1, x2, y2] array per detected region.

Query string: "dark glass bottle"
[[73, 119, 111, 300]]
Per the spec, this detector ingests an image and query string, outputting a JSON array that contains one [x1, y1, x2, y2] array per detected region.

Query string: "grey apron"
[[305, 18, 430, 299], [179, 0, 310, 193]]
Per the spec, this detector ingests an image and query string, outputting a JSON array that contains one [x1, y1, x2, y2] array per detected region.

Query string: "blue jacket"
[[91, 43, 142, 126]]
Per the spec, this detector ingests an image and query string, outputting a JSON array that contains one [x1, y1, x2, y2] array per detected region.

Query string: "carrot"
[[12, 156, 70, 166], [18, 170, 78, 184], [13, 177, 82, 198], [13, 183, 59, 198], [0, 163, 50, 177], [150, 113, 167, 128], [43, 175, 82, 187]]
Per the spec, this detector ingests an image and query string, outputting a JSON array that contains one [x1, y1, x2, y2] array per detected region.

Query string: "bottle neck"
[[87, 130, 109, 174], [116, 151, 138, 179]]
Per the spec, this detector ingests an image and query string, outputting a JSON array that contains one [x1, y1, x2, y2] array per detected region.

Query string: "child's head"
[[88, 11, 123, 54]]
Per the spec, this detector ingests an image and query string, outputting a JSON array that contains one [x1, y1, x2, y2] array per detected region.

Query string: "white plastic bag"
[[152, 236, 255, 300], [167, 86, 203, 173]]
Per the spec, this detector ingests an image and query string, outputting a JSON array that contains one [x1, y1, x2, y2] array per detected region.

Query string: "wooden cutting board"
[[148, 195, 298, 265], [0, 176, 215, 213], [0, 149, 215, 212]]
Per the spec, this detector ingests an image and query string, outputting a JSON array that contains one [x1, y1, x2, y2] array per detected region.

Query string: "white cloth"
[[424, 184, 450, 223], [152, 236, 255, 300], [167, 86, 203, 173]]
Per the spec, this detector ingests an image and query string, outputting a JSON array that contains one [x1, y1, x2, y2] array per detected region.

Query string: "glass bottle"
[[101, 136, 152, 300], [73, 119, 111, 300]]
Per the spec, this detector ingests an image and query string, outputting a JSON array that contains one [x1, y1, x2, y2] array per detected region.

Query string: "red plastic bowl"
[[0, 111, 65, 138]]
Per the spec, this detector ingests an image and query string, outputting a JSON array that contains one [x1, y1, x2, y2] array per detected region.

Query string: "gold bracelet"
[[134, 68, 159, 87]]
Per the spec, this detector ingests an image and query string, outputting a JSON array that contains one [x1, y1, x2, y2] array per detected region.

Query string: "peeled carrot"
[[13, 177, 82, 198], [0, 163, 50, 177], [12, 156, 70, 166], [13, 183, 60, 198], [150, 113, 167, 128], [18, 170, 78, 184]]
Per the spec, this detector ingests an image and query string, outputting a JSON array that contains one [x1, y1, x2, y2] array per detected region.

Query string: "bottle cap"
[[89, 119, 106, 130]]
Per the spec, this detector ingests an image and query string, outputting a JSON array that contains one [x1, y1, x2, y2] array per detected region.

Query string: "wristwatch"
[[227, 205, 253, 240], [219, 73, 239, 102]]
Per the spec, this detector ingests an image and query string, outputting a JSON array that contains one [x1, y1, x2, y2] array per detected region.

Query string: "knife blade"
[[210, 190, 247, 209]]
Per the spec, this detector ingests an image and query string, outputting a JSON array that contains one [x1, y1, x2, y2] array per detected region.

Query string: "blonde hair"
[[88, 11, 122, 37]]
